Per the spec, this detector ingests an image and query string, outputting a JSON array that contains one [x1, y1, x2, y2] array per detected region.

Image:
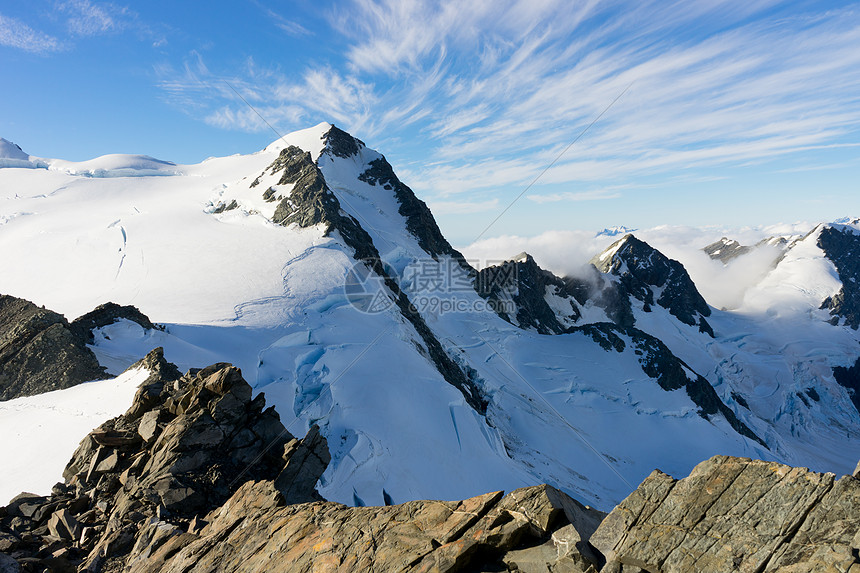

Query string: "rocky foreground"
[[2, 351, 859, 573]]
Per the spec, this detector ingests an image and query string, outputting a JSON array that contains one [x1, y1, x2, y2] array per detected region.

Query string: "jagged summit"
[[703, 237, 752, 264], [0, 138, 29, 160], [321, 124, 364, 158], [593, 234, 714, 336], [819, 224, 860, 329], [475, 253, 591, 334]]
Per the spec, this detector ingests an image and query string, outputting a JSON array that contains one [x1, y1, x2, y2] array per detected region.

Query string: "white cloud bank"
[[460, 221, 818, 310]]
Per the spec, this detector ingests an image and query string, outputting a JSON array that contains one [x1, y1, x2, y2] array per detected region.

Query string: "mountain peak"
[[703, 237, 753, 264], [262, 122, 332, 158], [593, 234, 714, 336], [322, 124, 364, 158], [830, 217, 860, 235], [596, 226, 637, 238], [510, 251, 532, 264], [0, 138, 29, 160]]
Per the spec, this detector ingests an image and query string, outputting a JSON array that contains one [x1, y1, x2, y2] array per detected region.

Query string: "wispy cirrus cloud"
[[56, 0, 131, 37], [0, 13, 63, 53], [0, 1, 135, 55], [250, 1, 312, 37], [155, 0, 860, 217], [528, 189, 622, 204]]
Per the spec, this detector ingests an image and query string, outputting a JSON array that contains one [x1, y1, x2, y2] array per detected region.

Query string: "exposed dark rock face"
[[818, 225, 860, 329], [477, 237, 712, 337], [474, 254, 641, 334], [358, 156, 467, 262], [593, 235, 714, 337], [703, 237, 752, 264], [833, 356, 860, 415], [572, 322, 765, 447], [321, 124, 362, 158], [475, 253, 590, 334], [0, 348, 328, 572], [0, 294, 107, 401], [211, 199, 238, 214], [70, 302, 158, 344], [260, 144, 486, 413], [591, 455, 860, 572]]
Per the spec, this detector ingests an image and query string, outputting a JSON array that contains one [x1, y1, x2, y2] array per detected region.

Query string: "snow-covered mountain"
[[1, 123, 858, 511], [703, 234, 796, 265], [595, 225, 637, 237]]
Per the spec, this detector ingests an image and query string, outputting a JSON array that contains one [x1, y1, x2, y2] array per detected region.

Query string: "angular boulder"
[[591, 455, 860, 572]]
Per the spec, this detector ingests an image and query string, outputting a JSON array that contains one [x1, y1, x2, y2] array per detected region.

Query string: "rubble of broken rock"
[[2, 348, 859, 572], [0, 348, 329, 572]]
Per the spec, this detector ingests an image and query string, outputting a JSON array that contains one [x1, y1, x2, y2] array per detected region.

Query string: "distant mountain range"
[[595, 225, 638, 237]]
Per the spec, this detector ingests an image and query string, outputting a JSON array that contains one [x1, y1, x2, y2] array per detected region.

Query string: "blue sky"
[[1, 0, 859, 245]]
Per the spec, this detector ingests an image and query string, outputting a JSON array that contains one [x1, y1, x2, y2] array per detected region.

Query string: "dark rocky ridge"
[[573, 322, 766, 447], [321, 124, 469, 265], [475, 253, 590, 334], [258, 143, 487, 413], [818, 225, 860, 329], [0, 294, 107, 401], [833, 355, 860, 415], [593, 235, 714, 337], [475, 254, 640, 334], [358, 155, 469, 263], [703, 237, 752, 264], [320, 124, 362, 158], [70, 303, 158, 345]]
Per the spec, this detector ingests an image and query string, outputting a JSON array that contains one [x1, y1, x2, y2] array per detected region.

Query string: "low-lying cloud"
[[460, 222, 816, 311]]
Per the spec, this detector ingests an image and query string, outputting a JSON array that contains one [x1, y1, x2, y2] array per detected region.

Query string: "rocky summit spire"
[[593, 234, 714, 336]]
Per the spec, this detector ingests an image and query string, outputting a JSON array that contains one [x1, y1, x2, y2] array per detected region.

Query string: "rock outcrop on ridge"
[[476, 235, 714, 338], [0, 294, 107, 401], [0, 348, 329, 572], [69, 303, 158, 345], [1, 295, 160, 402], [5, 424, 857, 572], [252, 135, 487, 414], [1, 348, 857, 572], [591, 455, 860, 572], [819, 224, 860, 329], [475, 253, 592, 334], [703, 237, 753, 264], [593, 235, 714, 337]]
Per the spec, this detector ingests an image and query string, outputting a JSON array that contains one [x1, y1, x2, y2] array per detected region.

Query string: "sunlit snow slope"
[[1, 124, 857, 510]]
